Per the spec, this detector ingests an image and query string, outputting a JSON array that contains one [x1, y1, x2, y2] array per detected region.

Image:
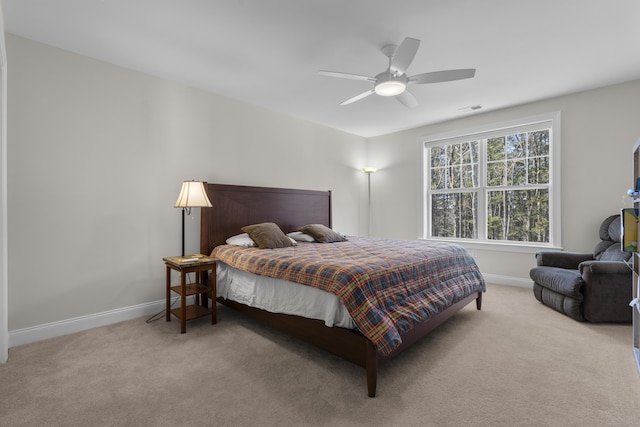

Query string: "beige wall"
[[6, 35, 367, 331], [7, 32, 640, 333], [0, 5, 8, 361], [367, 80, 640, 284]]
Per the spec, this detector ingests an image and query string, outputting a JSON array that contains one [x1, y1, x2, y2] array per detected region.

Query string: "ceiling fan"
[[319, 37, 475, 108]]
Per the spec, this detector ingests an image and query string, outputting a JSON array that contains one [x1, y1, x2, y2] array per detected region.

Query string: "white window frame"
[[418, 111, 561, 253]]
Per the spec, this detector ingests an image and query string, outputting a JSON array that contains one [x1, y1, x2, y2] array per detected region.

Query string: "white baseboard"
[[8, 275, 530, 349], [8, 298, 177, 348], [483, 273, 532, 288]]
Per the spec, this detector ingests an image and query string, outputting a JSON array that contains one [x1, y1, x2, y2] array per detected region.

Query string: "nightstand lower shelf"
[[170, 304, 211, 321], [170, 283, 209, 296]]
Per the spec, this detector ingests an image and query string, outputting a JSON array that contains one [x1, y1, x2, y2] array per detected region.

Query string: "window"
[[420, 112, 560, 249]]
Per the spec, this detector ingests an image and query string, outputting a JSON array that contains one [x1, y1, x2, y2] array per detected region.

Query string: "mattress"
[[216, 262, 356, 329]]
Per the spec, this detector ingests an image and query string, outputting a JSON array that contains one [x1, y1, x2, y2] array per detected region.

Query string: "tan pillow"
[[299, 224, 347, 243], [241, 222, 295, 249]]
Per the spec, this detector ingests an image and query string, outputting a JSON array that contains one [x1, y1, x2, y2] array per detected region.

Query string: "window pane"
[[487, 188, 549, 242], [451, 143, 462, 165], [528, 130, 549, 157], [431, 192, 477, 238], [506, 159, 526, 185], [446, 165, 457, 189], [528, 157, 549, 184], [506, 133, 526, 159], [487, 137, 505, 161], [430, 146, 446, 167], [462, 142, 472, 163], [487, 161, 504, 186], [461, 163, 478, 188], [431, 167, 446, 190]]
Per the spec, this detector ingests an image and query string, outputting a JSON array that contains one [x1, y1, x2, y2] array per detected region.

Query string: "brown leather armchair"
[[529, 215, 632, 322]]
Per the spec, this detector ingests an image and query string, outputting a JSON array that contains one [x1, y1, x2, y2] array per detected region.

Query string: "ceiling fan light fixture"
[[375, 79, 406, 96]]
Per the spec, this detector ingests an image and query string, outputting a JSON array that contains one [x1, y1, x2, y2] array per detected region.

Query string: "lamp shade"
[[174, 181, 212, 208], [362, 167, 378, 174]]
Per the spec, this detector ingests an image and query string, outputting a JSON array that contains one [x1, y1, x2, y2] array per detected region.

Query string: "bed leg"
[[365, 340, 378, 398], [476, 292, 482, 310]]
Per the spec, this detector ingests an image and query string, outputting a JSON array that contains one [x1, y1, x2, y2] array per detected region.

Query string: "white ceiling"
[[3, 0, 640, 138]]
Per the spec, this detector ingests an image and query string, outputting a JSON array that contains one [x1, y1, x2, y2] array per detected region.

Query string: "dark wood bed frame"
[[200, 183, 482, 397]]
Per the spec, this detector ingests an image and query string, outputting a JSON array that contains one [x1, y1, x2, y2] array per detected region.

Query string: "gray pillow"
[[241, 222, 296, 249], [287, 231, 316, 242], [299, 224, 347, 243]]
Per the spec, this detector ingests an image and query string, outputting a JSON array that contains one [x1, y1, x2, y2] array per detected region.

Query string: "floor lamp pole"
[[362, 167, 376, 237], [368, 173, 372, 237]]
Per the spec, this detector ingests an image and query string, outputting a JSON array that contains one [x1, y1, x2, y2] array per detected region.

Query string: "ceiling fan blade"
[[390, 37, 420, 75], [318, 70, 376, 82], [396, 90, 419, 108], [409, 69, 476, 84], [340, 89, 375, 106]]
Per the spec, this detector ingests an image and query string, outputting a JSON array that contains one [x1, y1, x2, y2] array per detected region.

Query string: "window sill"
[[419, 238, 562, 254]]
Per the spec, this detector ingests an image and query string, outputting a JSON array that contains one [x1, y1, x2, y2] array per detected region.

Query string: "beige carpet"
[[1, 283, 639, 427]]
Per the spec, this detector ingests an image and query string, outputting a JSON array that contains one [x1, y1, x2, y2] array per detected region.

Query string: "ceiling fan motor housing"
[[374, 72, 407, 96]]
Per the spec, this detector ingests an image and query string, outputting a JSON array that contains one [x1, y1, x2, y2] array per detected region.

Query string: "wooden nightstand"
[[163, 254, 217, 333]]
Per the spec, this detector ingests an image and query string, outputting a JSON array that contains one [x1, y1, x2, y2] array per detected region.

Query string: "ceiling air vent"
[[458, 104, 482, 113]]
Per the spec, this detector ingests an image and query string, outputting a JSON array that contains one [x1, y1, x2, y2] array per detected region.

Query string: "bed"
[[200, 183, 486, 397]]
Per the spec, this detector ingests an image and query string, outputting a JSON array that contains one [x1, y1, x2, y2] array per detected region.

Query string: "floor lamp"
[[362, 167, 377, 237], [174, 180, 212, 257]]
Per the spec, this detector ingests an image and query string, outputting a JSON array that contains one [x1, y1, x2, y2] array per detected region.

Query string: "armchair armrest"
[[579, 260, 633, 323], [535, 251, 593, 269], [578, 260, 633, 276]]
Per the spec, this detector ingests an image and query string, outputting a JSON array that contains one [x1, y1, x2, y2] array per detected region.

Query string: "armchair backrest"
[[593, 214, 631, 262]]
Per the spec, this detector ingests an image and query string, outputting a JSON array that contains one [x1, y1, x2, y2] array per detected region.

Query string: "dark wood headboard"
[[200, 183, 332, 256]]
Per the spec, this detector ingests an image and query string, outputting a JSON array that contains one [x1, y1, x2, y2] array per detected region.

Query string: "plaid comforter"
[[212, 236, 486, 356]]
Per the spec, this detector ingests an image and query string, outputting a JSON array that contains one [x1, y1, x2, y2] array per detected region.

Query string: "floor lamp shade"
[[174, 181, 212, 256]]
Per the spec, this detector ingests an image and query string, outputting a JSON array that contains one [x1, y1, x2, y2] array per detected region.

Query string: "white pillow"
[[287, 231, 316, 242], [226, 233, 297, 247], [225, 233, 256, 247]]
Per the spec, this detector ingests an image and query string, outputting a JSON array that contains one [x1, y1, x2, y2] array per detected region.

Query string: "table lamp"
[[174, 180, 212, 256]]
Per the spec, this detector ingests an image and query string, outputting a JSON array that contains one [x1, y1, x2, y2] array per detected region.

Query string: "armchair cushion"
[[529, 266, 583, 299], [594, 214, 631, 262], [532, 283, 584, 321]]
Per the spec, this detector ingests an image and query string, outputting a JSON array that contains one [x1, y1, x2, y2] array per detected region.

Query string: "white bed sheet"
[[216, 262, 355, 329]]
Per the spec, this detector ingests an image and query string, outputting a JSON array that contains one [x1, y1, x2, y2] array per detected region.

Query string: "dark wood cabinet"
[[632, 139, 640, 372]]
